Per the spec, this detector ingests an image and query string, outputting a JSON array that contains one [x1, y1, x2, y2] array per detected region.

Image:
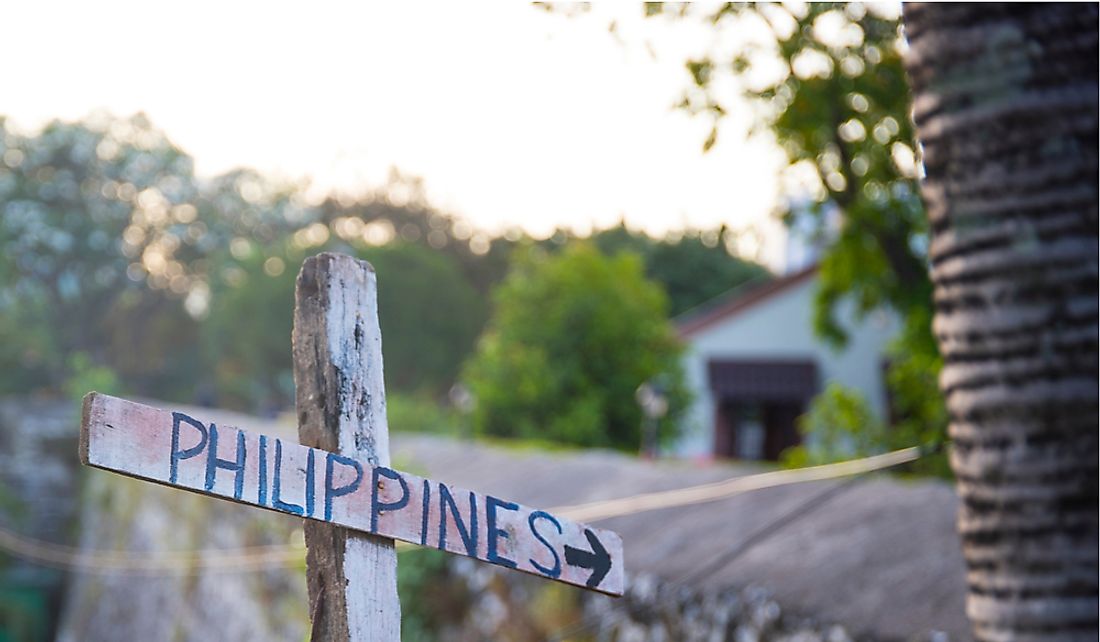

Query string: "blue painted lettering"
[[204, 424, 246, 500], [438, 484, 478, 557], [324, 452, 362, 521], [272, 438, 304, 515], [169, 412, 208, 484], [528, 510, 563, 578], [486, 495, 518, 569], [370, 467, 409, 533]]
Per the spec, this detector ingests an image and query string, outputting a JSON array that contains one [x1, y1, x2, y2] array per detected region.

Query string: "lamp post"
[[448, 382, 475, 440], [635, 380, 668, 460]]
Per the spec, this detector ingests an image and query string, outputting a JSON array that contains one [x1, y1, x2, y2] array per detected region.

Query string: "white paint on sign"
[[80, 393, 625, 596]]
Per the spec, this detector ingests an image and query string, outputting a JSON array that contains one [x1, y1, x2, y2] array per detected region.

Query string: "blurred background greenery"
[[0, 4, 966, 640], [0, 0, 946, 466], [0, 3, 946, 470], [0, 2, 946, 464], [0, 111, 774, 450]]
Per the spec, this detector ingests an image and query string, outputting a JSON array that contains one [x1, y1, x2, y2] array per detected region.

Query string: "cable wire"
[[675, 475, 862, 586], [0, 527, 305, 573], [552, 445, 921, 522], [545, 446, 932, 642], [0, 445, 925, 574]]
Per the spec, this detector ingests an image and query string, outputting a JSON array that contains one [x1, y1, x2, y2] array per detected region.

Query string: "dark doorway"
[[709, 359, 817, 461]]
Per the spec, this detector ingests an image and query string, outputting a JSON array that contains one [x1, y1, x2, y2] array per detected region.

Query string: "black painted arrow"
[[564, 528, 612, 588]]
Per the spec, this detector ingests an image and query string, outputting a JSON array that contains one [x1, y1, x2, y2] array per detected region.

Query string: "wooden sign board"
[[80, 393, 624, 596]]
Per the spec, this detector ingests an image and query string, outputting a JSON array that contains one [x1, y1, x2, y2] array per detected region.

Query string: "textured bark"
[[903, 4, 1098, 640], [293, 253, 400, 641]]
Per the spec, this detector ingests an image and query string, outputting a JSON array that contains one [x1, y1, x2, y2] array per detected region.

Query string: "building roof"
[[675, 264, 819, 339]]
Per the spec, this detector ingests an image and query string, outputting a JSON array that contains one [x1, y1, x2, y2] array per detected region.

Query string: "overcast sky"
[[5, 1, 788, 265]]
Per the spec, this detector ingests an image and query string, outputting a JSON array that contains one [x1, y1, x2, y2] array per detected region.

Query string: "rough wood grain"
[[292, 253, 399, 642]]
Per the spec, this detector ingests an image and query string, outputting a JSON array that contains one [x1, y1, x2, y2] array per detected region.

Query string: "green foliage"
[[397, 548, 467, 641], [782, 382, 886, 467], [0, 114, 505, 408], [63, 352, 121, 404], [0, 587, 49, 642], [361, 243, 485, 395], [386, 392, 459, 436], [0, 112, 773, 420], [1, 109, 777, 464], [0, 296, 54, 394], [200, 241, 301, 411], [0, 114, 202, 395], [661, 2, 931, 336], [784, 366, 948, 476], [883, 309, 951, 475], [201, 241, 485, 412], [591, 223, 771, 315], [642, 2, 947, 460], [99, 288, 204, 400], [464, 244, 688, 450]]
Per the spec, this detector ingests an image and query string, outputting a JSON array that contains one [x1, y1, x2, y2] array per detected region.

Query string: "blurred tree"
[[782, 382, 886, 468], [904, 3, 1098, 636], [648, 3, 928, 335], [0, 114, 205, 395], [3, 110, 768, 429], [62, 352, 122, 404], [397, 548, 468, 641], [0, 291, 53, 392], [0, 115, 322, 401], [630, 2, 946, 462], [98, 288, 203, 399], [591, 223, 770, 315], [202, 240, 484, 412], [386, 391, 459, 436], [0, 113, 501, 408], [362, 243, 484, 395], [464, 244, 687, 449], [315, 170, 513, 297], [200, 240, 301, 411]]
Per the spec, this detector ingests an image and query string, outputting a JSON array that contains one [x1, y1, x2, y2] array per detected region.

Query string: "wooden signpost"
[[78, 253, 624, 641]]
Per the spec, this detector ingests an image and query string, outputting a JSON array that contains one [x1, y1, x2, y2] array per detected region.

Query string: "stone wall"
[[430, 558, 955, 641], [0, 397, 81, 641]]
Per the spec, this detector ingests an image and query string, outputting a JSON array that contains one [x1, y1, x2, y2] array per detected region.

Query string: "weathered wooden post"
[[79, 251, 624, 642], [292, 253, 399, 640]]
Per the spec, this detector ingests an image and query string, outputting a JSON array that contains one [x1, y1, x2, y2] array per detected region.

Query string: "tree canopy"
[[0, 115, 200, 391], [645, 3, 927, 328], [0, 114, 503, 406], [1, 112, 755, 431], [463, 244, 687, 450], [590, 223, 770, 316], [636, 2, 946, 462], [363, 243, 485, 395]]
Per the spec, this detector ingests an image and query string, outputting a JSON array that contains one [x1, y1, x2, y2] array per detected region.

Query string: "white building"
[[673, 265, 898, 460]]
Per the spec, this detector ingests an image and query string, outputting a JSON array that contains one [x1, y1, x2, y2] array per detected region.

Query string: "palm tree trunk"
[[903, 4, 1098, 640]]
